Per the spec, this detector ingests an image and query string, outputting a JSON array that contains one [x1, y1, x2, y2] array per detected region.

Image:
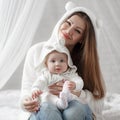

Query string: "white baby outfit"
[[31, 40, 83, 109], [32, 67, 83, 108]]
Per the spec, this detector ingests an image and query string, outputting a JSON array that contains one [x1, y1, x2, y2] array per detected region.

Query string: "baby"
[[31, 41, 84, 110]]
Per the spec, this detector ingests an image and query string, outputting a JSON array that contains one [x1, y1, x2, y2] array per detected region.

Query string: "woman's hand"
[[23, 97, 39, 112], [32, 90, 43, 99], [71, 90, 81, 97], [48, 79, 65, 96], [48, 79, 81, 97]]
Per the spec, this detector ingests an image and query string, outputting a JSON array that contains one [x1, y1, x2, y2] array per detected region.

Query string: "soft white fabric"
[[0, 0, 47, 89], [32, 68, 83, 105], [20, 1, 105, 120], [32, 68, 83, 91]]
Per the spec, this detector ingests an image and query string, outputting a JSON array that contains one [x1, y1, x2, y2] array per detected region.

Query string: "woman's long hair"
[[71, 12, 106, 99]]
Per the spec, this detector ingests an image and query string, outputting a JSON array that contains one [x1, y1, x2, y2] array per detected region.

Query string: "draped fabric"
[[0, 0, 47, 89], [0, 0, 120, 93]]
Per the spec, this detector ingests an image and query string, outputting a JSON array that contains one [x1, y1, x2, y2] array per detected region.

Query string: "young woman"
[[20, 2, 106, 120]]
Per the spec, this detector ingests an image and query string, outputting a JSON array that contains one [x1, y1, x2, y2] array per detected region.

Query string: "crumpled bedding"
[[0, 90, 120, 120]]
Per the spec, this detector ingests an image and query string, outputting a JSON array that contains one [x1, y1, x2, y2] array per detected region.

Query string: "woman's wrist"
[[71, 90, 81, 97]]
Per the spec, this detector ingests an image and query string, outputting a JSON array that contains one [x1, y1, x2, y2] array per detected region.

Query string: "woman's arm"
[[48, 79, 65, 96], [20, 46, 39, 112], [48, 79, 81, 97], [20, 42, 45, 112]]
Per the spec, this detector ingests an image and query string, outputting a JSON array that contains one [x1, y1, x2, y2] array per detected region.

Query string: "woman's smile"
[[62, 32, 71, 40]]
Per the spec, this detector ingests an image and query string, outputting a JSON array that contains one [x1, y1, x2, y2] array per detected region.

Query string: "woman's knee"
[[63, 100, 90, 120], [40, 102, 58, 111], [36, 102, 63, 120]]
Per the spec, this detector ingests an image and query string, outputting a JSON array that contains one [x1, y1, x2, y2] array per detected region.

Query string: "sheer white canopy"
[[0, 0, 47, 89], [0, 0, 120, 93]]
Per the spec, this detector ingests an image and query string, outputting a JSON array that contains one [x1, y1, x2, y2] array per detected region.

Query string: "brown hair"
[[70, 12, 105, 99]]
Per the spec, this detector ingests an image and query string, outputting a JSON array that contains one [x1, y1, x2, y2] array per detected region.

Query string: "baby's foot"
[[62, 86, 72, 102], [57, 92, 68, 109]]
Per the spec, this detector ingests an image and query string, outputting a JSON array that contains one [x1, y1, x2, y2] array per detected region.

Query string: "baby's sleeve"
[[72, 73, 84, 91]]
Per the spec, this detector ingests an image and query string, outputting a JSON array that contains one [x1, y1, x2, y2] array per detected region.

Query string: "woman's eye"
[[75, 29, 81, 34], [65, 21, 71, 26], [76, 30, 80, 33]]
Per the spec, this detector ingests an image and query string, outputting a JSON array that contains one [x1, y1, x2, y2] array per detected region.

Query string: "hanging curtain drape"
[[0, 0, 47, 89]]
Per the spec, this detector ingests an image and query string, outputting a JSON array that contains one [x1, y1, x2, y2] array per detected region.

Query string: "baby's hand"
[[32, 90, 43, 99], [64, 81, 76, 91]]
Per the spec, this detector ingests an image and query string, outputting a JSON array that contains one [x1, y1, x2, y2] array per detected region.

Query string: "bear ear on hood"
[[65, 1, 103, 29], [96, 19, 103, 29], [65, 1, 77, 11]]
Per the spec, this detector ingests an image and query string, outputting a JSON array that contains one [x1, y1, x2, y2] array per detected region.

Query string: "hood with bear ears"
[[48, 1, 102, 44], [35, 39, 77, 72]]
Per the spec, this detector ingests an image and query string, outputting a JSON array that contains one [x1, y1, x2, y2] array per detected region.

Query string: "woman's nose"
[[66, 27, 73, 35]]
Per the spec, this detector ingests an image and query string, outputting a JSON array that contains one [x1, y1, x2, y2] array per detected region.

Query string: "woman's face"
[[59, 15, 86, 51]]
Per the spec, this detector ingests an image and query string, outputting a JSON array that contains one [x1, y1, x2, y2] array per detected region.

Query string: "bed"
[[0, 89, 120, 120]]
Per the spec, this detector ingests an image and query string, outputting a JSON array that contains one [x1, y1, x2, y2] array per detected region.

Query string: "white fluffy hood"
[[36, 39, 77, 72], [48, 1, 102, 44]]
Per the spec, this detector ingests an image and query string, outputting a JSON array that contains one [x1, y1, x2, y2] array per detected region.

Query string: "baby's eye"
[[51, 60, 55, 63], [60, 59, 64, 62]]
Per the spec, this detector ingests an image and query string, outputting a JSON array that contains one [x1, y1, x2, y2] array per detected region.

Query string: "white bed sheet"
[[0, 89, 120, 120], [0, 90, 21, 120]]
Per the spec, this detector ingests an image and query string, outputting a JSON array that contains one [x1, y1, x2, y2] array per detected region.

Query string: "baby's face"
[[46, 51, 68, 74]]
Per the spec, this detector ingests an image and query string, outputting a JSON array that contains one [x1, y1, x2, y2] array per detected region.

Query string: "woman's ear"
[[79, 35, 84, 44], [79, 40, 83, 44]]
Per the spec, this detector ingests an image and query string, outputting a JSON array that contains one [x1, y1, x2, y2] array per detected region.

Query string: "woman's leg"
[[62, 100, 93, 120], [84, 103, 93, 120], [29, 102, 63, 120]]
